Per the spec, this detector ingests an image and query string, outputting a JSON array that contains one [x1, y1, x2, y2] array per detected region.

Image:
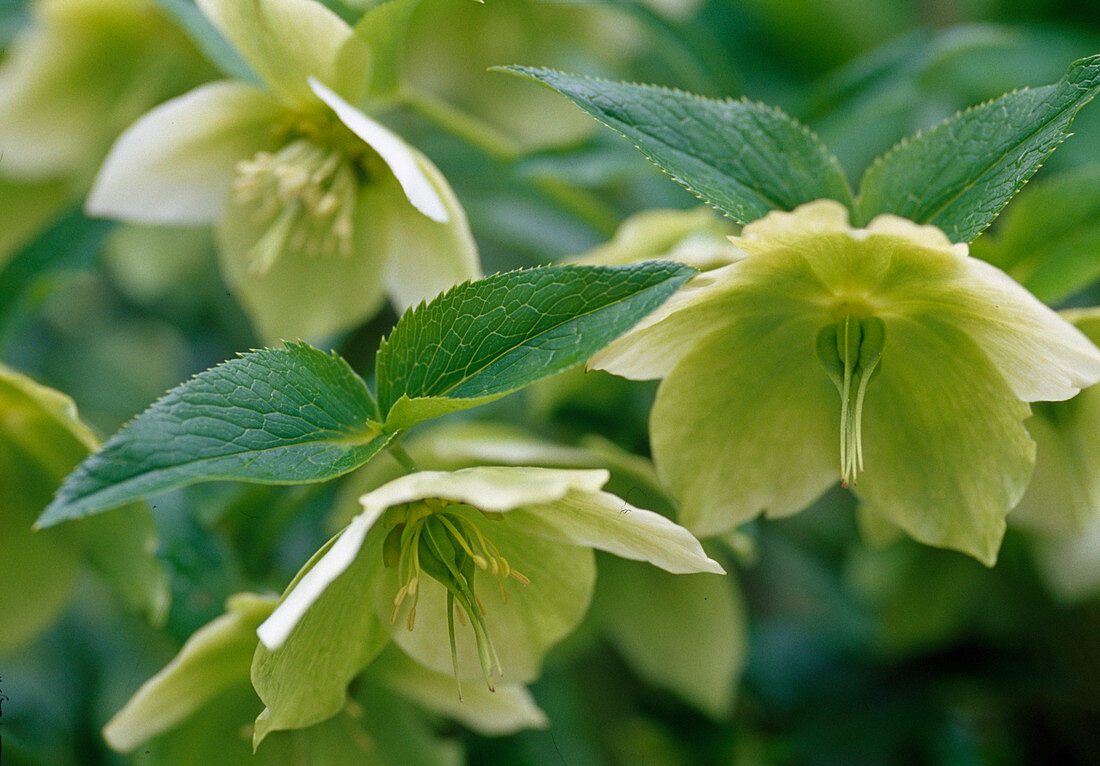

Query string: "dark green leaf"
[[857, 54, 1100, 242], [0, 206, 115, 350], [499, 66, 853, 225], [36, 343, 392, 528], [375, 262, 696, 430]]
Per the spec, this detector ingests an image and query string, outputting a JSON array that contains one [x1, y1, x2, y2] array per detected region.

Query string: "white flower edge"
[[309, 77, 449, 223], [258, 466, 722, 650]]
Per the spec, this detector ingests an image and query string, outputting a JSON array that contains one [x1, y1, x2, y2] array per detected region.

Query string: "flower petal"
[[511, 490, 724, 574], [310, 77, 450, 223], [375, 515, 595, 684], [197, 0, 369, 106], [103, 593, 276, 752], [1011, 309, 1100, 537], [252, 526, 390, 743], [649, 314, 840, 536], [87, 80, 280, 225], [368, 645, 548, 735], [216, 185, 387, 343], [939, 256, 1100, 401], [855, 315, 1035, 565], [587, 265, 744, 380], [591, 555, 745, 718], [378, 150, 481, 312], [357, 466, 609, 519]]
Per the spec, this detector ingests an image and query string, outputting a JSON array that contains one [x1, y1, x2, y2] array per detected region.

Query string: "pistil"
[[816, 315, 885, 487]]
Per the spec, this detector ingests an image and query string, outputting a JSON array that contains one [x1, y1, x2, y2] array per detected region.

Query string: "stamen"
[[231, 136, 361, 271]]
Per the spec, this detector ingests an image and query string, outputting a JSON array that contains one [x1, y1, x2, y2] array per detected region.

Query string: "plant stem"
[[389, 443, 421, 473], [398, 87, 620, 236]]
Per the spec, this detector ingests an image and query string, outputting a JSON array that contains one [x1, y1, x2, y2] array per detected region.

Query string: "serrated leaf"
[[375, 262, 695, 430], [36, 343, 393, 528], [500, 66, 853, 224], [857, 54, 1100, 242]]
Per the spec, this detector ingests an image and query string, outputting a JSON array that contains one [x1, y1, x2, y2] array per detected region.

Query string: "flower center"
[[380, 499, 529, 696], [815, 314, 885, 487], [232, 133, 364, 275]]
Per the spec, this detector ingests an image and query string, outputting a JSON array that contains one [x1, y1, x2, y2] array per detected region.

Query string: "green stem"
[[398, 87, 620, 236], [389, 443, 421, 474], [399, 87, 521, 162]]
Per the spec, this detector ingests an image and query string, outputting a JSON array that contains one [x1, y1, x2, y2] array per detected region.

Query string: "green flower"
[[1009, 308, 1100, 601], [591, 199, 1100, 565], [86, 0, 479, 342], [0, 0, 209, 260], [102, 593, 493, 763], [0, 365, 166, 653], [253, 466, 722, 735], [339, 421, 748, 718]]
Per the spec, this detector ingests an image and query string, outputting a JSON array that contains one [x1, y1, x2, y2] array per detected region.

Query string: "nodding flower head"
[[591, 199, 1100, 565], [256, 466, 723, 697]]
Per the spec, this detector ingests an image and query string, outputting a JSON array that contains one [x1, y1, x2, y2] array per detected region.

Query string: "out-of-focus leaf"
[[0, 206, 115, 348], [971, 164, 1100, 303], [857, 54, 1100, 242], [37, 343, 393, 527]]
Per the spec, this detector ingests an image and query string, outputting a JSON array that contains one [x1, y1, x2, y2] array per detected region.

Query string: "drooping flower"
[[86, 0, 479, 342], [0, 0, 211, 260], [102, 593, 522, 762], [590, 199, 1100, 565], [1008, 308, 1100, 600], [334, 421, 748, 718], [255, 466, 723, 715]]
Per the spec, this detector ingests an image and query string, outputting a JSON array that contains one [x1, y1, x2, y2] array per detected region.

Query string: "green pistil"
[[380, 501, 529, 694], [816, 315, 885, 487]]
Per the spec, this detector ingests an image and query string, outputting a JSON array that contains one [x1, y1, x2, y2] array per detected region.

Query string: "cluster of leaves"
[[5, 1, 1100, 765]]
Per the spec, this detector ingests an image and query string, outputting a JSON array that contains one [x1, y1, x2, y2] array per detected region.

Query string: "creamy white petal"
[[257, 508, 383, 650], [310, 77, 449, 223], [357, 466, 609, 518], [512, 490, 724, 574], [87, 80, 279, 224]]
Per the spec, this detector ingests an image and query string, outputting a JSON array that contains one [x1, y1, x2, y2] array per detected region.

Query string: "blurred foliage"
[[3, 0, 1100, 764]]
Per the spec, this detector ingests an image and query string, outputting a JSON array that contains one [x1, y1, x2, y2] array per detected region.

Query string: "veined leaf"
[[36, 343, 392, 528], [499, 66, 853, 224], [376, 262, 696, 431], [857, 54, 1100, 242]]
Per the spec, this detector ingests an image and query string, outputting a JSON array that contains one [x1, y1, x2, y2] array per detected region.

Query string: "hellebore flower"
[[591, 199, 1100, 564], [255, 467, 723, 708], [1008, 308, 1100, 600], [102, 593, 512, 762], [86, 0, 479, 342], [0, 0, 210, 259]]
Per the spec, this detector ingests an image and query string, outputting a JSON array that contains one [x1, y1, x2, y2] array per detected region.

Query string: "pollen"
[[232, 137, 362, 274]]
